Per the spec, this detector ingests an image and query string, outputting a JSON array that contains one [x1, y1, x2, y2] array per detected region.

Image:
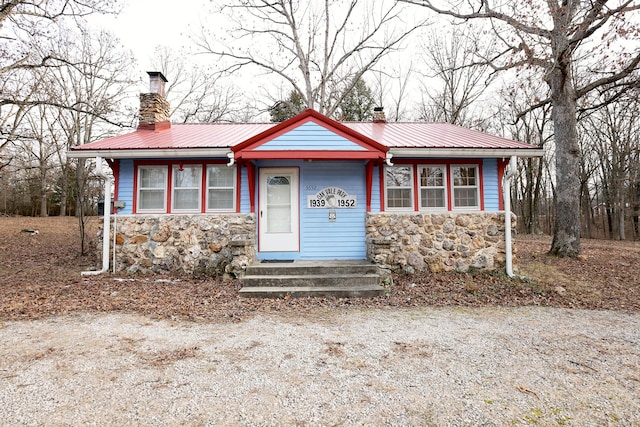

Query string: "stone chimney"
[[373, 106, 386, 123], [138, 71, 170, 131]]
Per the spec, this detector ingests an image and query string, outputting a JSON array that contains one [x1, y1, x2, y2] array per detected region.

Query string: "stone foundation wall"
[[100, 214, 256, 278], [366, 212, 515, 274], [96, 212, 513, 278]]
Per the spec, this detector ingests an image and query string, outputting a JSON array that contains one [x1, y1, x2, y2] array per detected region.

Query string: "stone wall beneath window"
[[99, 214, 256, 278], [366, 212, 515, 274]]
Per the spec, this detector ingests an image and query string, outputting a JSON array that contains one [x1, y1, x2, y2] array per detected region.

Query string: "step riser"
[[245, 265, 378, 276], [239, 261, 385, 299], [239, 288, 385, 298], [242, 275, 380, 288]]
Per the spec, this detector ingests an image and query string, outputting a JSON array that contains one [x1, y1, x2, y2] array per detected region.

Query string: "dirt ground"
[[0, 216, 638, 321]]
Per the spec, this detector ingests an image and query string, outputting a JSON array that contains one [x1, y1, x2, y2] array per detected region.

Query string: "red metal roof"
[[343, 122, 532, 149], [74, 123, 274, 150], [73, 114, 536, 152]]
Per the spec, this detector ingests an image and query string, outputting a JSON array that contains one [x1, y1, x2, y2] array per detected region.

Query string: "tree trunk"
[[76, 158, 87, 255], [59, 185, 67, 216], [618, 197, 626, 240], [39, 163, 48, 217], [581, 180, 592, 239], [548, 66, 581, 256], [40, 192, 48, 217], [59, 161, 69, 217]]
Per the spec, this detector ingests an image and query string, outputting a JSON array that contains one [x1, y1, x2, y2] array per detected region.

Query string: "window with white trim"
[[385, 165, 413, 209], [418, 165, 446, 209], [206, 165, 235, 211], [451, 165, 479, 209], [137, 166, 167, 212], [172, 165, 202, 211]]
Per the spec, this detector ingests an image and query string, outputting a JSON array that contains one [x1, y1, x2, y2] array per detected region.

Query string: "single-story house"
[[69, 72, 543, 279]]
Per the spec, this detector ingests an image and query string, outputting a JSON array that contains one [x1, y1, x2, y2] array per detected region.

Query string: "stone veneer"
[[138, 93, 170, 126], [96, 212, 514, 278], [366, 212, 514, 274], [104, 214, 256, 278]]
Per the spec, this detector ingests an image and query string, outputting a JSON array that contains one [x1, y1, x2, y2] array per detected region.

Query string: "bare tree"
[[1, 22, 136, 251], [401, 0, 640, 257], [22, 105, 59, 216], [44, 26, 137, 219], [583, 91, 640, 240], [0, 0, 120, 155], [418, 26, 497, 127], [150, 47, 245, 123], [497, 78, 554, 234], [194, 0, 427, 117], [371, 62, 416, 121]]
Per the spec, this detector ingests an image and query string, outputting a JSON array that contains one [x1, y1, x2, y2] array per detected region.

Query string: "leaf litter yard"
[[0, 217, 639, 425]]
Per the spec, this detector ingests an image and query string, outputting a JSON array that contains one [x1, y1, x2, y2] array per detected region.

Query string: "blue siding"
[[239, 166, 250, 213], [370, 165, 381, 213], [300, 161, 367, 259], [117, 159, 134, 214], [483, 158, 500, 211], [253, 160, 367, 260], [255, 122, 366, 151]]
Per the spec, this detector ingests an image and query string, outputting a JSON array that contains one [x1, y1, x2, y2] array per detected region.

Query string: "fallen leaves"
[[0, 217, 639, 322]]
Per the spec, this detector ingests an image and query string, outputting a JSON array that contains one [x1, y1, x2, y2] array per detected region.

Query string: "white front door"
[[259, 168, 299, 252]]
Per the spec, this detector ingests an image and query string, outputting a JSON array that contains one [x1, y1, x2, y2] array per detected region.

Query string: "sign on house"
[[307, 187, 357, 208]]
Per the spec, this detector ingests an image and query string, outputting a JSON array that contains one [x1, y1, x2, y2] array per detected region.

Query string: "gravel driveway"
[[1, 307, 638, 426]]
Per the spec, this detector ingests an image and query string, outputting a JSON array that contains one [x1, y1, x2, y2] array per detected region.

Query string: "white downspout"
[[82, 157, 113, 276], [503, 156, 518, 277]]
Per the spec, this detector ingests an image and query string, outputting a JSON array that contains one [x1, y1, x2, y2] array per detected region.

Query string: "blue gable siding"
[[300, 161, 366, 259], [117, 159, 134, 215], [482, 158, 499, 211], [255, 122, 366, 151]]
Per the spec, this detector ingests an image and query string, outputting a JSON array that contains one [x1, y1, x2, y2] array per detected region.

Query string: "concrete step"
[[241, 273, 381, 288], [245, 260, 378, 276], [239, 260, 385, 298], [238, 284, 385, 298]]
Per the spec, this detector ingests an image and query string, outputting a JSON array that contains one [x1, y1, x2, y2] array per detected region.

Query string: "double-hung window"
[[135, 163, 237, 213], [172, 165, 202, 211], [385, 165, 413, 209], [451, 165, 479, 209], [138, 166, 167, 212], [419, 165, 446, 209], [206, 165, 235, 211]]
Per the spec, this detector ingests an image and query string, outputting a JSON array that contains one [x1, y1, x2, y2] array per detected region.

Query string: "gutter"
[[68, 148, 231, 159], [389, 148, 543, 158], [81, 157, 113, 276], [503, 156, 518, 278]]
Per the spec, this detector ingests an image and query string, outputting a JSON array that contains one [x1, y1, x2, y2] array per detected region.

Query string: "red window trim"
[[381, 159, 484, 212], [132, 160, 238, 214]]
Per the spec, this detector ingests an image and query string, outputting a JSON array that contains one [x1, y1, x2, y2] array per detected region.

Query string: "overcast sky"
[[96, 0, 209, 73], [91, 0, 447, 120]]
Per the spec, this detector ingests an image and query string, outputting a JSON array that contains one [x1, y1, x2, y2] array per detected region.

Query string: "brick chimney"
[[373, 106, 386, 123], [138, 71, 170, 131]]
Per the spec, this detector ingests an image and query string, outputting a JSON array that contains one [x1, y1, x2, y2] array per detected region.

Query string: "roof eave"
[[389, 147, 544, 158], [67, 148, 231, 159]]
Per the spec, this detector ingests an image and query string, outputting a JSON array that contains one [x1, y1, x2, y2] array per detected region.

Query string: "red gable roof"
[[232, 109, 388, 161]]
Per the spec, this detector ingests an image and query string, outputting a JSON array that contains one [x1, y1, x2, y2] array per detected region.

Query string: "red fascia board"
[[232, 109, 389, 155], [236, 150, 385, 160]]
